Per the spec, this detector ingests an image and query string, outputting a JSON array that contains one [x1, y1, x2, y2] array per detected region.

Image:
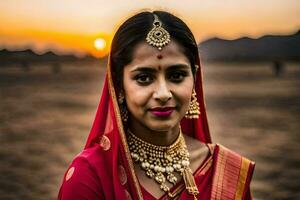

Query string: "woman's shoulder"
[[209, 143, 255, 200], [182, 135, 255, 167], [58, 146, 105, 199], [209, 143, 255, 165], [62, 145, 106, 183], [63, 145, 109, 179], [73, 145, 104, 165]]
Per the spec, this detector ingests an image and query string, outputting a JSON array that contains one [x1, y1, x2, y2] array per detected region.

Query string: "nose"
[[153, 79, 172, 103]]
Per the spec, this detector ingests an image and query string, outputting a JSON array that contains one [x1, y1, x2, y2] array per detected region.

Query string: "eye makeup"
[[129, 63, 191, 85]]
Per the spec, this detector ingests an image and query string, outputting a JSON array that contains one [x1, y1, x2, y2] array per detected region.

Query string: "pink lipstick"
[[149, 107, 175, 117]]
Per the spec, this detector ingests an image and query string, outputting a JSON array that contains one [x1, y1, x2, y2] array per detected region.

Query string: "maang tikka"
[[185, 89, 200, 119], [118, 92, 128, 122], [146, 14, 170, 50]]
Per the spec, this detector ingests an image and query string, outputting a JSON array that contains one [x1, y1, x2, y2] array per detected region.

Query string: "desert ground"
[[0, 61, 299, 200]]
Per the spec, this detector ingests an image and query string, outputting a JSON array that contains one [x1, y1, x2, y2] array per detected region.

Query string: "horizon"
[[1, 29, 299, 59], [1, 0, 299, 57]]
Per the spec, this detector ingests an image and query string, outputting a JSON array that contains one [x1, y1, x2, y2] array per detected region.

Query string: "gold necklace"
[[127, 129, 199, 199]]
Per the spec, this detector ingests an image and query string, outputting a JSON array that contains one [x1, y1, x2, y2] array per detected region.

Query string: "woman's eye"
[[169, 72, 187, 82], [135, 74, 153, 84]]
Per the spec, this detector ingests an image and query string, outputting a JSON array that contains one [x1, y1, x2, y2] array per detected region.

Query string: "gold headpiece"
[[146, 14, 171, 50]]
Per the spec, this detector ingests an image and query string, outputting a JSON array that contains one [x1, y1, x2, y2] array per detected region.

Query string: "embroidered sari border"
[[195, 156, 213, 177], [211, 144, 254, 200], [107, 59, 144, 200], [234, 157, 252, 200]]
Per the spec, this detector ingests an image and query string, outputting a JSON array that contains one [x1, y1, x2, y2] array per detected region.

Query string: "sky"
[[0, 0, 299, 57]]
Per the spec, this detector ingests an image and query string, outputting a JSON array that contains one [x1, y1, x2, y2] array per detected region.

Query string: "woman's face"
[[123, 40, 194, 131]]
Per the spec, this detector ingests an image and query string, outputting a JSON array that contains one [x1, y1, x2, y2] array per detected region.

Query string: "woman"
[[58, 10, 255, 200]]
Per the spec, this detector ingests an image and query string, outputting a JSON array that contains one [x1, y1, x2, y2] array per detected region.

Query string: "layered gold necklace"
[[127, 129, 199, 199]]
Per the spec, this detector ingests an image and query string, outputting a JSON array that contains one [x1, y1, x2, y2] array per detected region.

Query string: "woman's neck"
[[128, 120, 180, 146]]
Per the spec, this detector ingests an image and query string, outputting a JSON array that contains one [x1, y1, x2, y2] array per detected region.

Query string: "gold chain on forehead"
[[146, 14, 171, 51]]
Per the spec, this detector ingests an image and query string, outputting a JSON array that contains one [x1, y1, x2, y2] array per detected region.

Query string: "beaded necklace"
[[127, 129, 199, 199]]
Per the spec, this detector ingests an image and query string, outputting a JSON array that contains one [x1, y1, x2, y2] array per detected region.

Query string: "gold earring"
[[185, 89, 200, 119], [118, 93, 128, 122]]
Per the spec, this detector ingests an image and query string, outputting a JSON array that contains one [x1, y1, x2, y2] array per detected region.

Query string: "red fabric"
[[58, 51, 254, 199], [58, 144, 214, 200], [210, 145, 254, 200], [58, 144, 253, 200], [58, 53, 211, 199]]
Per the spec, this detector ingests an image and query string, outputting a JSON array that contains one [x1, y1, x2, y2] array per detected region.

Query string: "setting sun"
[[91, 35, 112, 58], [94, 38, 106, 50]]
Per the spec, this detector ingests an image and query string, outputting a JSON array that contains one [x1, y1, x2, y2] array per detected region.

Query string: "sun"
[[94, 38, 106, 50]]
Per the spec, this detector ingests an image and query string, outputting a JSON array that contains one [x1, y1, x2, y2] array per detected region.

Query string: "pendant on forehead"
[[146, 14, 171, 51]]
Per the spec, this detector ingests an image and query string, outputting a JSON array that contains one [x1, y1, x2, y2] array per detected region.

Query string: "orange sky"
[[0, 0, 299, 57]]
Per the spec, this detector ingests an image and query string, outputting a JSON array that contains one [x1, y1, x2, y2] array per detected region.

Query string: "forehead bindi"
[[156, 54, 163, 59]]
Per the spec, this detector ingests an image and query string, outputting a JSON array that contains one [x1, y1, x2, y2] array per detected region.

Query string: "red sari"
[[58, 55, 255, 199]]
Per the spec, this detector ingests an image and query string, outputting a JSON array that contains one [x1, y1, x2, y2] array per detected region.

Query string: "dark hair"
[[110, 10, 200, 89]]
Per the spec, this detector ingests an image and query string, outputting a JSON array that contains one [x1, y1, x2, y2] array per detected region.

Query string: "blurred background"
[[0, 0, 299, 199]]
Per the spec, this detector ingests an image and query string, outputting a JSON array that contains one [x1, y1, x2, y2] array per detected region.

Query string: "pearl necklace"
[[127, 129, 199, 199]]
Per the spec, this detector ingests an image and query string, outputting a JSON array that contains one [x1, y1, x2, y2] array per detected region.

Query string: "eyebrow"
[[130, 64, 190, 73]]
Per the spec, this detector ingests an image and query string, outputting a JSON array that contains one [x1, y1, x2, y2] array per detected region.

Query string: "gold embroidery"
[[199, 63, 212, 142], [165, 185, 185, 200], [195, 157, 213, 176], [234, 158, 251, 200], [99, 135, 111, 151], [211, 144, 254, 200], [211, 144, 228, 200], [118, 165, 128, 186], [65, 167, 75, 181], [217, 148, 227, 200], [107, 57, 144, 200]]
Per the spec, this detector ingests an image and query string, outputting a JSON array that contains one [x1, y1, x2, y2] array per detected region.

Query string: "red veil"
[[59, 48, 254, 200], [82, 55, 211, 199]]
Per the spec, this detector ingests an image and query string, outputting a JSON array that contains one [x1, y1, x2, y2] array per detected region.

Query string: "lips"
[[149, 107, 175, 117]]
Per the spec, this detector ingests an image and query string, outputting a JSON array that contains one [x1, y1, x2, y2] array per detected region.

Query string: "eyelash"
[[168, 71, 187, 82], [134, 71, 188, 85], [134, 74, 154, 84]]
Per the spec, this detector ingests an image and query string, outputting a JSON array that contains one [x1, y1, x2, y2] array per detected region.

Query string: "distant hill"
[[2, 29, 299, 65], [0, 49, 96, 65], [199, 30, 300, 61]]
